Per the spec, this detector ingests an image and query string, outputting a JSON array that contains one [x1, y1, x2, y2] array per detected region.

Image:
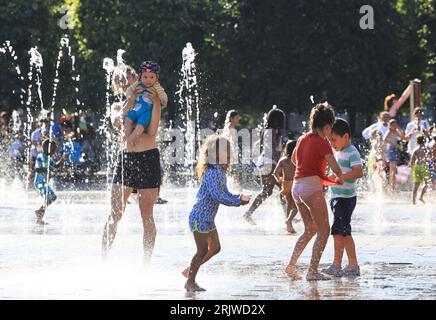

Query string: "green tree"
[[0, 0, 65, 113]]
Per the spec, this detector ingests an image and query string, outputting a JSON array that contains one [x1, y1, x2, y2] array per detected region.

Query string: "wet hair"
[[284, 140, 297, 158], [266, 107, 286, 130], [332, 118, 351, 137], [225, 109, 239, 126], [196, 134, 231, 181], [42, 139, 57, 155], [416, 134, 426, 146], [111, 64, 137, 95], [384, 94, 397, 111], [309, 102, 335, 131]]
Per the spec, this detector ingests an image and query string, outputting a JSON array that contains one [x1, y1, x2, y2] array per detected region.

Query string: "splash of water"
[[44, 35, 83, 207], [0, 41, 26, 107], [51, 35, 82, 111], [102, 57, 116, 190], [29, 47, 44, 111], [25, 47, 46, 187], [1, 41, 33, 192], [176, 42, 200, 186], [116, 49, 126, 66], [103, 58, 115, 110], [301, 121, 307, 133], [1, 41, 27, 146], [10, 110, 22, 132]]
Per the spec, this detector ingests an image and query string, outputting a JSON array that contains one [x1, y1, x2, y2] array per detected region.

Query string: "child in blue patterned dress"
[[183, 135, 251, 292], [34, 139, 67, 225]]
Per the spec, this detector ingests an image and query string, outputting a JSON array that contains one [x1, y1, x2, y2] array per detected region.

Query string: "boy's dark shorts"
[[112, 148, 161, 189], [330, 196, 357, 236]]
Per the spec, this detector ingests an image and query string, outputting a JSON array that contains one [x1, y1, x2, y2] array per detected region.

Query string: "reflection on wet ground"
[[0, 188, 435, 299]]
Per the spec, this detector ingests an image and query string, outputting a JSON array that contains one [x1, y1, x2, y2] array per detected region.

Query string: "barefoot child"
[[34, 139, 66, 225], [383, 119, 405, 192], [122, 61, 167, 144], [410, 135, 430, 205], [273, 140, 298, 234], [322, 118, 363, 277], [285, 103, 343, 281], [183, 135, 251, 292]]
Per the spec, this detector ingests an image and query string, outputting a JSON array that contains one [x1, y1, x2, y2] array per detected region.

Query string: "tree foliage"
[[1, 0, 435, 128]]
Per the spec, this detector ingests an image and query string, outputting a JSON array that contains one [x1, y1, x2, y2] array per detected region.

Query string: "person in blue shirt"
[[183, 135, 251, 292], [62, 137, 83, 167], [34, 139, 66, 225]]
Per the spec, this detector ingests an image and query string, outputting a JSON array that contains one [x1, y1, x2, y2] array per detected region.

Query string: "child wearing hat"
[[123, 61, 168, 145]]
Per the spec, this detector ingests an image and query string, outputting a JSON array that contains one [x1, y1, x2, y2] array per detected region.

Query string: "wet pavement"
[[0, 185, 435, 300]]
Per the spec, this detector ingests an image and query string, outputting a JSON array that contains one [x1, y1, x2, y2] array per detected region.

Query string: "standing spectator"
[[362, 111, 391, 140], [405, 108, 430, 156]]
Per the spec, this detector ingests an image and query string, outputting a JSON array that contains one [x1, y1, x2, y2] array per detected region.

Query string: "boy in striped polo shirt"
[[322, 118, 363, 277]]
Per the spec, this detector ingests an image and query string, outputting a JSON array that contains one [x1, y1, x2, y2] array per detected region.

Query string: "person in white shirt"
[[405, 108, 430, 155], [362, 111, 391, 140]]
